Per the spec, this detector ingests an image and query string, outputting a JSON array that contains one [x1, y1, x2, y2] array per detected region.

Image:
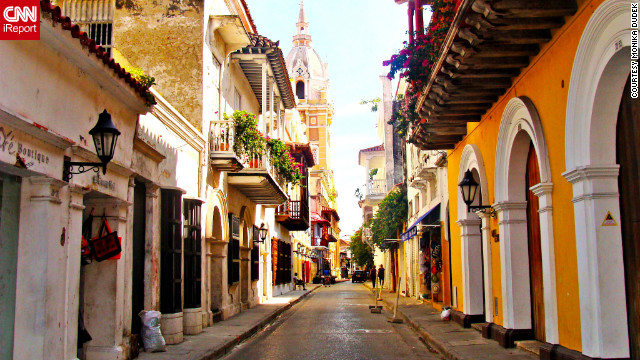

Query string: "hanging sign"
[[601, 211, 618, 226]]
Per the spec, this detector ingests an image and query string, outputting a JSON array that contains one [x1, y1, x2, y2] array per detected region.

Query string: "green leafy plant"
[[369, 185, 408, 249], [360, 98, 381, 112], [224, 111, 265, 159], [350, 226, 374, 268], [368, 168, 379, 180]]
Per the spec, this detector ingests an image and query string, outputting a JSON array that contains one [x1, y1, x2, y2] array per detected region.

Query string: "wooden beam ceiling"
[[413, 0, 577, 151]]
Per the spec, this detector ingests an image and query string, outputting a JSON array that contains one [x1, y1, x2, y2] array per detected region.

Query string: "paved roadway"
[[221, 281, 444, 360]]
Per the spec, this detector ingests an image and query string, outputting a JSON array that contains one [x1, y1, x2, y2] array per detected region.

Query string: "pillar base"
[[480, 322, 533, 348], [450, 309, 485, 328], [539, 343, 629, 360]]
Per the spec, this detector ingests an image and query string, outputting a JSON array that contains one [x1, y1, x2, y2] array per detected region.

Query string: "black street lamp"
[[256, 222, 269, 243], [458, 169, 496, 218], [63, 110, 121, 181]]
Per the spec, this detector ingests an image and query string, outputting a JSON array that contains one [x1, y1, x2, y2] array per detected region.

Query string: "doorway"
[[131, 181, 146, 338], [525, 142, 545, 341], [617, 75, 639, 359], [0, 174, 20, 360]]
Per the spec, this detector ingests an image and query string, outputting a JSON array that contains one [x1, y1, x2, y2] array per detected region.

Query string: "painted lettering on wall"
[[92, 174, 116, 191], [0, 126, 51, 168]]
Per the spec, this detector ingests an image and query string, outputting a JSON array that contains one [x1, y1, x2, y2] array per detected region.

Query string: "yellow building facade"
[[401, 0, 637, 359]]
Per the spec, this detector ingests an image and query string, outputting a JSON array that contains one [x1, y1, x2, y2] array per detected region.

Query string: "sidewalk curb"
[[365, 285, 465, 360], [207, 286, 321, 360]]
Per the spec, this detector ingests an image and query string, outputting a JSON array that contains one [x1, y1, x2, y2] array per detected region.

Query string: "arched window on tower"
[[296, 81, 305, 100]]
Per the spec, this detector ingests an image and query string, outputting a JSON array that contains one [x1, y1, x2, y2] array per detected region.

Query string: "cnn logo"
[[3, 6, 37, 22], [1, 1, 39, 40]]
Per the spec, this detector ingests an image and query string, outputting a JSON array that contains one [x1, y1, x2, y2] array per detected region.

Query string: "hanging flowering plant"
[[267, 138, 304, 186], [383, 0, 456, 133], [224, 111, 265, 159]]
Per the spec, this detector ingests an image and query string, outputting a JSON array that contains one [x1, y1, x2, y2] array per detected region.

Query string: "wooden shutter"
[[183, 199, 202, 309], [228, 215, 240, 285], [251, 226, 259, 281], [160, 189, 182, 314]]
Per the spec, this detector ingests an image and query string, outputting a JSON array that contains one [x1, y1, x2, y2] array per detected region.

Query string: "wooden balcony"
[[227, 149, 287, 205], [209, 120, 243, 172], [275, 198, 310, 231], [322, 225, 338, 243], [311, 236, 329, 248]]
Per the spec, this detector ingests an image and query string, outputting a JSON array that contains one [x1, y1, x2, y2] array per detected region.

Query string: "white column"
[[563, 165, 629, 358], [456, 218, 484, 316], [477, 212, 493, 323], [269, 79, 275, 138], [494, 201, 530, 330], [64, 184, 90, 359], [530, 182, 559, 344], [276, 99, 282, 140], [13, 177, 66, 359], [261, 62, 267, 135], [144, 184, 160, 311]]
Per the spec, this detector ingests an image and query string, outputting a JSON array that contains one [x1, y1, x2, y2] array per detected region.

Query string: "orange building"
[[393, 1, 638, 359]]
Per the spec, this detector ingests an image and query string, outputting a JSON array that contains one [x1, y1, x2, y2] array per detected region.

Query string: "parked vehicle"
[[351, 270, 366, 283]]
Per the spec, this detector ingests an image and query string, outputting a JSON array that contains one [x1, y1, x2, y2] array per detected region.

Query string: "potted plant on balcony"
[[267, 138, 303, 186], [225, 111, 265, 167]]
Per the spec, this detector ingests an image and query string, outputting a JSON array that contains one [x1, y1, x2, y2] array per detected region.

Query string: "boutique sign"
[[0, 125, 54, 171]]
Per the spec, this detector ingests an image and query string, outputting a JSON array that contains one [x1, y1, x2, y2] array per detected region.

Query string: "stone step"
[[516, 340, 543, 357]]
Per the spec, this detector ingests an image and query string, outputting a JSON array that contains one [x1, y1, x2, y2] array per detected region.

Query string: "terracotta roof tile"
[[360, 144, 384, 153], [40, 0, 155, 106]]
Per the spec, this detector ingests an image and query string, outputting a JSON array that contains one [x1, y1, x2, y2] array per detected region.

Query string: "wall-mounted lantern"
[[63, 110, 121, 182], [255, 222, 269, 244], [458, 169, 496, 218]]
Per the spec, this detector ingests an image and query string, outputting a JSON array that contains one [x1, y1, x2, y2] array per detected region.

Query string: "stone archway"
[[456, 144, 491, 323], [204, 189, 228, 321], [494, 97, 557, 344], [563, 1, 632, 357]]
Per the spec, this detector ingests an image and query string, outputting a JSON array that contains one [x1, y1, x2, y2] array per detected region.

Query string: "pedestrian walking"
[[370, 266, 377, 288], [377, 264, 385, 288]]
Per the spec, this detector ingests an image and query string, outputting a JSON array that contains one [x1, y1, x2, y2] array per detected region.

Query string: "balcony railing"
[[322, 225, 337, 242], [227, 146, 287, 205], [275, 197, 310, 231], [367, 179, 386, 196], [209, 120, 243, 172], [312, 236, 329, 248]]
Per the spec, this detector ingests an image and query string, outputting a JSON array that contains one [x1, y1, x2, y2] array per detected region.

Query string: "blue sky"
[[244, 0, 409, 236]]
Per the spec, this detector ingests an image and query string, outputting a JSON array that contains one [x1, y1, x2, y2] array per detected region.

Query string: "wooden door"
[[617, 75, 640, 360], [525, 142, 545, 341]]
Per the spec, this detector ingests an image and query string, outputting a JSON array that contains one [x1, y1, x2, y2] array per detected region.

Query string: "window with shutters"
[[160, 189, 182, 314], [183, 199, 202, 309], [251, 225, 259, 281], [227, 215, 240, 285], [63, 0, 114, 57], [271, 238, 278, 285]]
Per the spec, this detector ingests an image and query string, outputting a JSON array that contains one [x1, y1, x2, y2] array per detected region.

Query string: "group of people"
[[366, 264, 385, 288]]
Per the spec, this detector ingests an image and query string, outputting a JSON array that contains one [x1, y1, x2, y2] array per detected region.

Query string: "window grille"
[[62, 0, 114, 57], [160, 189, 183, 314]]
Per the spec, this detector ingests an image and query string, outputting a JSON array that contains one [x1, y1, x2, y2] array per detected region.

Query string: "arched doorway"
[[617, 75, 639, 359], [457, 144, 491, 324], [525, 142, 544, 341], [563, 1, 632, 357], [495, 97, 557, 345]]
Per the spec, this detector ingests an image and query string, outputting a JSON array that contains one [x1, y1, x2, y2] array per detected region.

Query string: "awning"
[[311, 213, 330, 224], [401, 203, 441, 242]]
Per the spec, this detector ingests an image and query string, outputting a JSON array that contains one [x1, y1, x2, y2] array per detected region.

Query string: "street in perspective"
[[0, 0, 638, 360]]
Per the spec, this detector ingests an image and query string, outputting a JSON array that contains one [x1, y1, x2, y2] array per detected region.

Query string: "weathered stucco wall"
[[114, 0, 204, 130]]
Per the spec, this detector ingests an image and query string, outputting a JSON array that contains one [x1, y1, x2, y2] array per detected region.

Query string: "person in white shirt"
[[293, 273, 306, 290]]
